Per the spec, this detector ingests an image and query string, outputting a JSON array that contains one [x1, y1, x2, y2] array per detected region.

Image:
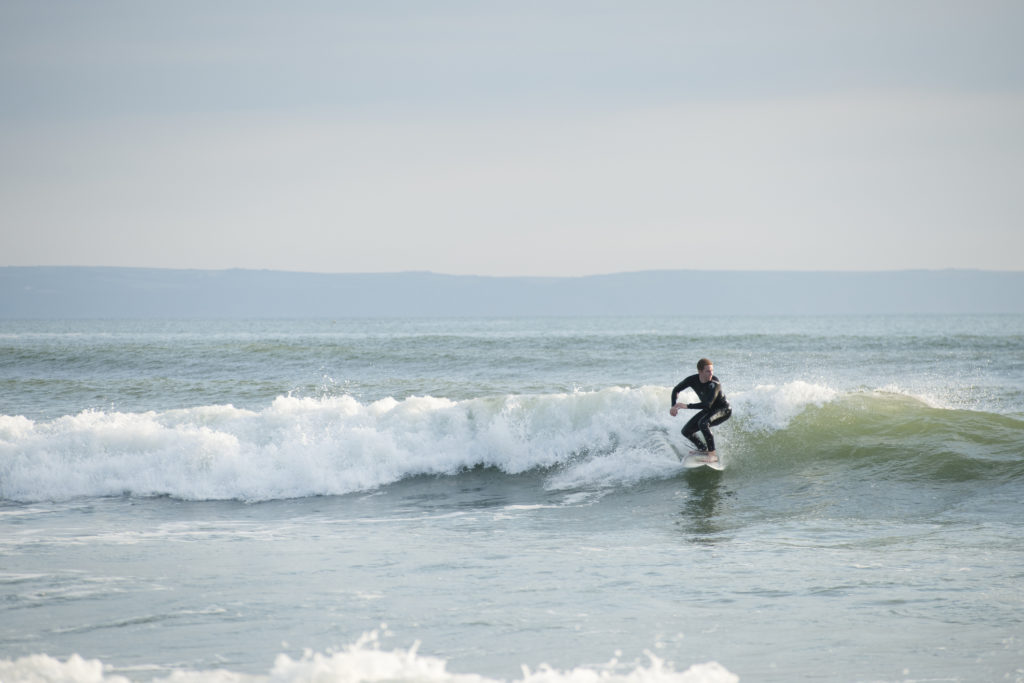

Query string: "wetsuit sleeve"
[[671, 376, 696, 407], [671, 380, 685, 406]]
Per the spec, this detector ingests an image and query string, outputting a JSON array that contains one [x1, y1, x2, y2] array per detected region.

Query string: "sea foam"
[[728, 381, 838, 432], [0, 383, 842, 503], [0, 631, 739, 683]]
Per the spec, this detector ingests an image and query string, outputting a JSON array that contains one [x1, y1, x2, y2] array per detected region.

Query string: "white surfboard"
[[654, 430, 724, 470], [680, 450, 724, 471]]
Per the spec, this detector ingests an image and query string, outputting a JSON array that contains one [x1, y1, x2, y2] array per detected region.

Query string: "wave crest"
[[3, 383, 1020, 502], [0, 388, 664, 502], [0, 631, 738, 683]]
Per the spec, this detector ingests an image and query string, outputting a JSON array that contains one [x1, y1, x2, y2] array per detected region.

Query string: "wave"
[[732, 388, 1024, 484], [2, 384, 1022, 503], [0, 631, 738, 683]]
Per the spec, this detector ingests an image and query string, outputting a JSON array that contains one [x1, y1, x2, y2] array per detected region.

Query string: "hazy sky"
[[2, 1, 1022, 276]]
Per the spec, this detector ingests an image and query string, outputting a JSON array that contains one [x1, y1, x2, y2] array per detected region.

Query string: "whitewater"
[[1, 315, 1022, 682]]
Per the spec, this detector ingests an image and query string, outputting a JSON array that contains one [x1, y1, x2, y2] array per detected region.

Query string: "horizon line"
[[3, 265, 1022, 278]]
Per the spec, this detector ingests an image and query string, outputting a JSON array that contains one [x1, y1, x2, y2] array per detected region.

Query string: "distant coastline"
[[2, 266, 1022, 318]]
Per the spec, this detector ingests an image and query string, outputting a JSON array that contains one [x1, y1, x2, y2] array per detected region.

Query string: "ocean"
[[1, 315, 1022, 682]]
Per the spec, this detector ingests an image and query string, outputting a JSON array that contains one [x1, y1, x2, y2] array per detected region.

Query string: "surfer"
[[670, 358, 732, 461]]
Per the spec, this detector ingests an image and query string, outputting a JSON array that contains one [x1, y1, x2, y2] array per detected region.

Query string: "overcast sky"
[[2, 1, 1022, 276]]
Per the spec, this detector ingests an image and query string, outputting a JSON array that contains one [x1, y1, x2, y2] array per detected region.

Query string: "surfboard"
[[653, 430, 724, 470], [680, 450, 724, 471]]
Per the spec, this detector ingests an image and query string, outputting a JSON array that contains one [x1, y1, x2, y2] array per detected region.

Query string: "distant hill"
[[1, 267, 1022, 318]]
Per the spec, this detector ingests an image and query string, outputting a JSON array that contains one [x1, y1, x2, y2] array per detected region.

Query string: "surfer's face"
[[699, 364, 713, 383]]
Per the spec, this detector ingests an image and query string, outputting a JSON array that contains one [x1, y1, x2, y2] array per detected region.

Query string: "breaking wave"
[[2, 383, 1021, 502], [0, 630, 739, 683]]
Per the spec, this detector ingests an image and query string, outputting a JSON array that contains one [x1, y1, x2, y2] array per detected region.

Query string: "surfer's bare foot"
[[706, 451, 718, 462]]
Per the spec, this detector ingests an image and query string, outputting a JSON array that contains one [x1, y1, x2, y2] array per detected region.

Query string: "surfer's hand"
[[670, 405, 679, 417]]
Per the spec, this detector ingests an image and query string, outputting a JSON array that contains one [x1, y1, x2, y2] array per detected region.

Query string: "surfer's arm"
[[670, 380, 685, 407], [670, 378, 692, 415]]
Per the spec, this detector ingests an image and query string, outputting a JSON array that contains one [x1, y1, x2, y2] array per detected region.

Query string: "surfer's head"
[[697, 358, 714, 382]]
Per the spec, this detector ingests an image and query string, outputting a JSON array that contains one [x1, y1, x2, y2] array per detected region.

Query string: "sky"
[[1, 1, 1022, 277]]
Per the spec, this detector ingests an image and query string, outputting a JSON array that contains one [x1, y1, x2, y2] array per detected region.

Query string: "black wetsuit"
[[671, 374, 732, 452]]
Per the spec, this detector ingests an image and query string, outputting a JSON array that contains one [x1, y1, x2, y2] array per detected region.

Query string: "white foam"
[[0, 653, 133, 683], [0, 382, 861, 502], [0, 632, 739, 683], [728, 381, 838, 432], [545, 444, 673, 491], [0, 388, 671, 503]]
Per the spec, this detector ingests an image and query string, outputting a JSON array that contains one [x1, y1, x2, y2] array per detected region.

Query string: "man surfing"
[[670, 358, 732, 463]]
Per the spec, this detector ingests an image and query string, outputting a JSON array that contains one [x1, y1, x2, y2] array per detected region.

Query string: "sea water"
[[1, 316, 1022, 682]]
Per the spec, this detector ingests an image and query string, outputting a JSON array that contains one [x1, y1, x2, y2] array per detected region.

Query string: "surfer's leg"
[[696, 413, 716, 453], [701, 408, 730, 461], [709, 407, 732, 427], [681, 412, 707, 451]]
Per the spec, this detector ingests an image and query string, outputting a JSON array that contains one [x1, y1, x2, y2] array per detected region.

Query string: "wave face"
[[732, 385, 1024, 482], [3, 382, 1021, 503]]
